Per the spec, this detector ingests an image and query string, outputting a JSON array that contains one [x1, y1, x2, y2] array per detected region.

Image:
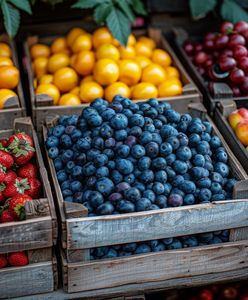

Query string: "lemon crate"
[[23, 24, 201, 137], [0, 34, 26, 129], [0, 117, 57, 298], [43, 103, 248, 298]]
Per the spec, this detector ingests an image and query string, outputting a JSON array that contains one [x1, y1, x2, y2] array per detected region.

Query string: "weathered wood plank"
[[66, 249, 90, 263], [67, 200, 248, 249], [0, 216, 53, 253], [64, 201, 88, 219], [25, 198, 50, 219], [66, 241, 248, 293], [28, 247, 52, 263], [0, 262, 54, 299], [12, 268, 248, 300]]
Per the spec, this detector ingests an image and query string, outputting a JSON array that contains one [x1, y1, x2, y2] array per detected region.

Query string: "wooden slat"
[[67, 200, 248, 249], [66, 249, 90, 263], [66, 241, 248, 293], [0, 216, 53, 253], [28, 247, 52, 263], [25, 198, 50, 219], [0, 261, 54, 299]]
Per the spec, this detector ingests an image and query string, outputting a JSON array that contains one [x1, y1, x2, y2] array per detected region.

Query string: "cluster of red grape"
[[183, 21, 248, 97]]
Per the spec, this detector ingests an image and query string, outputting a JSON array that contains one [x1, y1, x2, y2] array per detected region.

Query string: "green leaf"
[[116, 1, 135, 22], [189, 0, 217, 19], [221, 0, 248, 23], [106, 6, 130, 46], [130, 0, 146, 16], [94, 2, 113, 24], [8, 0, 32, 14], [72, 0, 103, 9], [1, 0, 20, 38]]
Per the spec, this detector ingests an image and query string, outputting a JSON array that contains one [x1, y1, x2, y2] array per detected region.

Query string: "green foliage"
[[189, 0, 217, 19], [72, 0, 147, 46]]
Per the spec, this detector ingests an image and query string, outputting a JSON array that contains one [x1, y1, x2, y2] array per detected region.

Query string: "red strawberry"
[[0, 165, 6, 182], [3, 177, 30, 198], [25, 178, 41, 198], [0, 209, 16, 223], [0, 139, 8, 148], [0, 149, 14, 169], [7, 133, 35, 166], [3, 170, 17, 185], [0, 191, 5, 204], [17, 163, 38, 179], [8, 194, 32, 220], [8, 251, 29, 266], [0, 254, 7, 268]]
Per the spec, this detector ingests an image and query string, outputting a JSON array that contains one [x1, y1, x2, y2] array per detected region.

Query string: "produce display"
[[0, 251, 28, 268], [0, 132, 41, 223], [0, 42, 20, 109], [228, 107, 248, 147], [31, 27, 183, 106], [183, 21, 248, 97], [46, 96, 237, 217]]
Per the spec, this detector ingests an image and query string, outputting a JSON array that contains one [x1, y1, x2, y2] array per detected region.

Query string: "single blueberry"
[[135, 198, 151, 211], [165, 166, 176, 180], [96, 166, 109, 178], [139, 131, 153, 145], [82, 162, 96, 176], [183, 194, 195, 205], [152, 182, 165, 195], [65, 161, 75, 173], [46, 136, 59, 148], [173, 160, 188, 174], [212, 193, 226, 201], [164, 109, 181, 123], [168, 193, 183, 207], [210, 135, 222, 149], [100, 123, 113, 138], [166, 136, 180, 150], [115, 129, 128, 141], [116, 199, 135, 213], [103, 148, 114, 159], [111, 170, 123, 184], [189, 133, 201, 147], [201, 132, 211, 142], [48, 147, 59, 159], [143, 189, 156, 203], [214, 162, 229, 178], [182, 237, 199, 248], [116, 158, 134, 175], [60, 134, 72, 149], [124, 173, 135, 184], [167, 239, 182, 249], [54, 157, 63, 171], [94, 154, 108, 167], [72, 165, 83, 179], [101, 108, 116, 121], [165, 153, 176, 166], [135, 244, 151, 254], [176, 146, 192, 161], [139, 170, 154, 184], [155, 195, 167, 208], [225, 178, 236, 192], [160, 125, 178, 139], [115, 182, 131, 193], [96, 177, 114, 196], [198, 188, 212, 202], [154, 170, 167, 183], [196, 141, 210, 155], [86, 176, 97, 189], [96, 202, 115, 215], [92, 137, 104, 150], [193, 154, 205, 167], [132, 182, 146, 193], [145, 142, 159, 158], [107, 160, 116, 170], [57, 170, 67, 183], [61, 149, 74, 163], [88, 191, 104, 208], [110, 113, 128, 129], [138, 156, 151, 171], [151, 157, 167, 170], [76, 137, 92, 151], [129, 126, 142, 137], [87, 115, 103, 127], [131, 144, 146, 159], [215, 150, 228, 163], [197, 178, 212, 189], [124, 187, 141, 202]]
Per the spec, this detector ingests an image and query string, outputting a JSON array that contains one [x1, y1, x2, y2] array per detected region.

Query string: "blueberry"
[[60, 134, 72, 149], [93, 246, 109, 257], [180, 113, 192, 124], [204, 161, 214, 172], [118, 251, 132, 257], [111, 170, 123, 184], [155, 195, 167, 208], [151, 157, 167, 170], [122, 108, 133, 118], [124, 187, 141, 202], [160, 142, 173, 157], [153, 119, 163, 129], [198, 188, 212, 202], [66, 161, 75, 173], [62, 189, 73, 198], [129, 103, 139, 112], [197, 178, 212, 188], [100, 123, 113, 138], [154, 170, 167, 183], [143, 189, 156, 203], [162, 238, 173, 245], [177, 133, 189, 146], [74, 192, 84, 203], [139, 170, 154, 184], [172, 175, 184, 187], [64, 196, 73, 202], [166, 136, 180, 150], [196, 141, 210, 155], [54, 157, 63, 171], [58, 115, 69, 126], [77, 118, 88, 131], [61, 180, 71, 191], [116, 199, 135, 213], [225, 178, 236, 192], [101, 108, 116, 121], [165, 166, 176, 180], [189, 133, 201, 147], [164, 109, 181, 123], [134, 197, 151, 212], [160, 125, 178, 139], [94, 154, 108, 167], [188, 120, 204, 134], [165, 153, 176, 166], [183, 194, 195, 205], [177, 121, 188, 133], [138, 156, 151, 170], [117, 144, 130, 158], [115, 182, 131, 193], [82, 162, 96, 176], [86, 149, 100, 162], [57, 170, 67, 183], [209, 237, 222, 244], [210, 136, 221, 149], [215, 151, 228, 163], [87, 115, 103, 127], [96, 177, 114, 196], [115, 129, 127, 141], [167, 239, 182, 249], [107, 160, 116, 170], [77, 137, 91, 151], [139, 131, 153, 145], [109, 192, 122, 203], [61, 149, 74, 163], [53, 125, 65, 137], [129, 126, 142, 137], [102, 249, 118, 259], [135, 244, 151, 254], [152, 133, 162, 145], [201, 132, 211, 142], [116, 158, 134, 175], [72, 165, 83, 179], [124, 136, 137, 148], [145, 142, 159, 158], [214, 162, 229, 178], [88, 191, 104, 208], [46, 136, 59, 148], [124, 173, 135, 184], [211, 172, 224, 184], [190, 167, 209, 179], [180, 180, 196, 194], [193, 154, 205, 167], [212, 193, 226, 201], [176, 146, 192, 161], [132, 181, 146, 193], [71, 128, 82, 142], [157, 115, 167, 124], [86, 176, 97, 188], [211, 182, 222, 194], [103, 149, 114, 159], [92, 137, 104, 150], [131, 144, 145, 159], [109, 113, 128, 130], [168, 193, 183, 207], [152, 182, 165, 195], [172, 160, 188, 174], [96, 166, 109, 178], [182, 237, 198, 248]]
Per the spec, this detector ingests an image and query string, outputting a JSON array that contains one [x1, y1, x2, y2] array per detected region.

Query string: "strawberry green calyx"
[[8, 137, 35, 158], [14, 178, 30, 194], [15, 204, 26, 221], [0, 165, 6, 173], [0, 184, 5, 192]]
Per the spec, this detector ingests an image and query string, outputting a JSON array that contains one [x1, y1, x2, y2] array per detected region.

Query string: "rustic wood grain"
[[64, 202, 88, 219], [25, 198, 50, 219], [28, 247, 52, 263], [0, 261, 54, 299], [67, 200, 248, 249], [66, 241, 248, 293], [66, 249, 90, 263]]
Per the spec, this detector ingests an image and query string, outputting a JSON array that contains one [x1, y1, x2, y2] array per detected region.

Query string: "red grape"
[[221, 49, 233, 57], [194, 51, 208, 65], [234, 21, 248, 33], [238, 57, 248, 73], [233, 45, 248, 59], [219, 56, 237, 71], [195, 43, 203, 52], [215, 34, 229, 49], [232, 86, 241, 96], [183, 42, 194, 55], [220, 21, 234, 33], [204, 32, 216, 40], [204, 39, 215, 50], [229, 68, 245, 84], [242, 30, 248, 42], [228, 34, 246, 48], [205, 58, 213, 68], [240, 76, 248, 92]]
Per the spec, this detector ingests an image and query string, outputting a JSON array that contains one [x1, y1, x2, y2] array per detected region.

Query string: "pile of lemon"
[[32, 27, 183, 106], [0, 43, 20, 109]]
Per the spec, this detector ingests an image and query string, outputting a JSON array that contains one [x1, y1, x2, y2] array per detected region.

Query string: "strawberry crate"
[[0, 248, 57, 299], [0, 117, 57, 254], [0, 34, 26, 130], [43, 102, 248, 297], [23, 25, 201, 137]]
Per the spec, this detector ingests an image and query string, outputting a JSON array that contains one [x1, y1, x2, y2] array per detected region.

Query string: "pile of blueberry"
[[46, 96, 237, 217], [90, 230, 229, 260]]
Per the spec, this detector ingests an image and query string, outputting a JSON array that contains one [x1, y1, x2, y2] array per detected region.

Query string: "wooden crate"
[[0, 34, 26, 130], [170, 28, 248, 114], [0, 249, 57, 299], [23, 26, 201, 136], [0, 117, 57, 254], [43, 102, 248, 296], [214, 99, 248, 173]]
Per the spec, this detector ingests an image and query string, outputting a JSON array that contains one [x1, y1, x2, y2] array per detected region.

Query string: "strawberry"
[[0, 191, 5, 204], [0, 165, 6, 182], [0, 209, 16, 223], [0, 149, 14, 169], [25, 178, 41, 198], [3, 177, 30, 198], [0, 139, 8, 148], [17, 163, 38, 179], [8, 251, 29, 267], [7, 133, 35, 166], [8, 194, 32, 220], [0, 254, 7, 268], [3, 170, 17, 185]]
